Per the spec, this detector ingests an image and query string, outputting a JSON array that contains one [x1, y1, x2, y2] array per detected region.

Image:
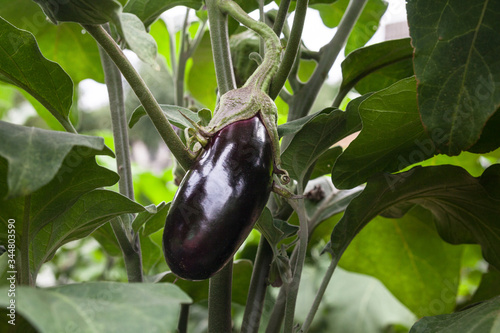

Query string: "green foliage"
[[0, 0, 499, 332], [407, 0, 500, 155], [0, 282, 191, 332], [409, 296, 500, 333], [0, 17, 74, 130]]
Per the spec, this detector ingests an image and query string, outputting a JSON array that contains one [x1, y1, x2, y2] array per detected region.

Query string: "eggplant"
[[162, 115, 273, 280]]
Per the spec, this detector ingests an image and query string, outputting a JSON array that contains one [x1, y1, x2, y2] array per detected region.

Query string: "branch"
[[287, 0, 368, 120], [269, 0, 309, 100], [82, 24, 195, 171], [206, 2, 237, 331], [206, 0, 236, 95], [98, 24, 143, 282], [208, 261, 234, 332]]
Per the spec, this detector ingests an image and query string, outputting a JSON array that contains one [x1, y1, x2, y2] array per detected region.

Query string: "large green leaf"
[[0, 150, 118, 239], [332, 77, 435, 189], [340, 206, 464, 317], [312, 0, 388, 55], [0, 17, 74, 130], [407, 0, 500, 155], [281, 107, 361, 181], [124, 0, 203, 28], [0, 0, 104, 83], [33, 0, 122, 25], [337, 38, 414, 102], [30, 189, 145, 278], [0, 282, 191, 333], [0, 121, 112, 198], [329, 165, 500, 274], [409, 296, 500, 333], [296, 263, 416, 333]]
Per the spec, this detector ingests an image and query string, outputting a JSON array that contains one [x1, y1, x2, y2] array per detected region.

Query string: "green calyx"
[[200, 0, 288, 182]]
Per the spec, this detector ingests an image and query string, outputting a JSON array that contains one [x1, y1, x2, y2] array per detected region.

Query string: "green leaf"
[[332, 77, 436, 189], [277, 108, 332, 138], [0, 17, 74, 130], [281, 107, 361, 181], [409, 296, 500, 333], [468, 270, 500, 305], [255, 208, 298, 247], [312, 0, 388, 55], [309, 147, 343, 179], [305, 177, 363, 230], [132, 201, 170, 236], [30, 189, 145, 277], [468, 108, 500, 153], [0, 121, 112, 198], [0, 0, 105, 83], [124, 0, 203, 29], [129, 104, 201, 129], [338, 38, 414, 100], [140, 232, 165, 275], [187, 31, 217, 110], [160, 260, 252, 305], [340, 206, 464, 317], [91, 222, 122, 256], [118, 13, 158, 66], [296, 264, 416, 333], [33, 0, 122, 25], [329, 165, 500, 274], [407, 0, 500, 155], [0, 282, 191, 333]]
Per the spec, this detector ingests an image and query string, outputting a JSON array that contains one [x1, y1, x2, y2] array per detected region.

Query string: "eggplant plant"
[[0, 0, 499, 333]]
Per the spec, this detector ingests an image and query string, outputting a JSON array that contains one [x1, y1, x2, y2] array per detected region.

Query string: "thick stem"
[[269, 0, 309, 100], [218, 0, 281, 93], [206, 0, 236, 95], [300, 255, 340, 332], [283, 194, 308, 332], [178, 304, 190, 333], [110, 217, 144, 282], [241, 235, 274, 333], [98, 25, 143, 283], [287, 0, 368, 120], [175, 9, 190, 107], [272, 0, 291, 37], [206, 2, 237, 330], [82, 24, 194, 171], [208, 261, 234, 333], [20, 195, 31, 286]]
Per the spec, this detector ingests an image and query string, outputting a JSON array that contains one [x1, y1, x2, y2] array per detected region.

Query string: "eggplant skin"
[[163, 115, 273, 280]]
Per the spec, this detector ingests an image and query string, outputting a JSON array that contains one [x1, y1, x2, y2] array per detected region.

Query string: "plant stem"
[[218, 0, 281, 93], [287, 0, 368, 120], [300, 255, 340, 332], [206, 2, 237, 331], [20, 195, 31, 286], [110, 217, 144, 282], [241, 235, 274, 333], [175, 9, 191, 107], [272, 0, 291, 37], [98, 24, 143, 283], [178, 304, 190, 333], [82, 24, 194, 171], [206, 0, 236, 95], [283, 194, 308, 332], [269, 0, 309, 100], [208, 261, 233, 332]]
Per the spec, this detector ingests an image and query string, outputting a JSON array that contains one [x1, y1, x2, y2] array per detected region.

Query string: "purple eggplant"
[[162, 115, 273, 280]]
